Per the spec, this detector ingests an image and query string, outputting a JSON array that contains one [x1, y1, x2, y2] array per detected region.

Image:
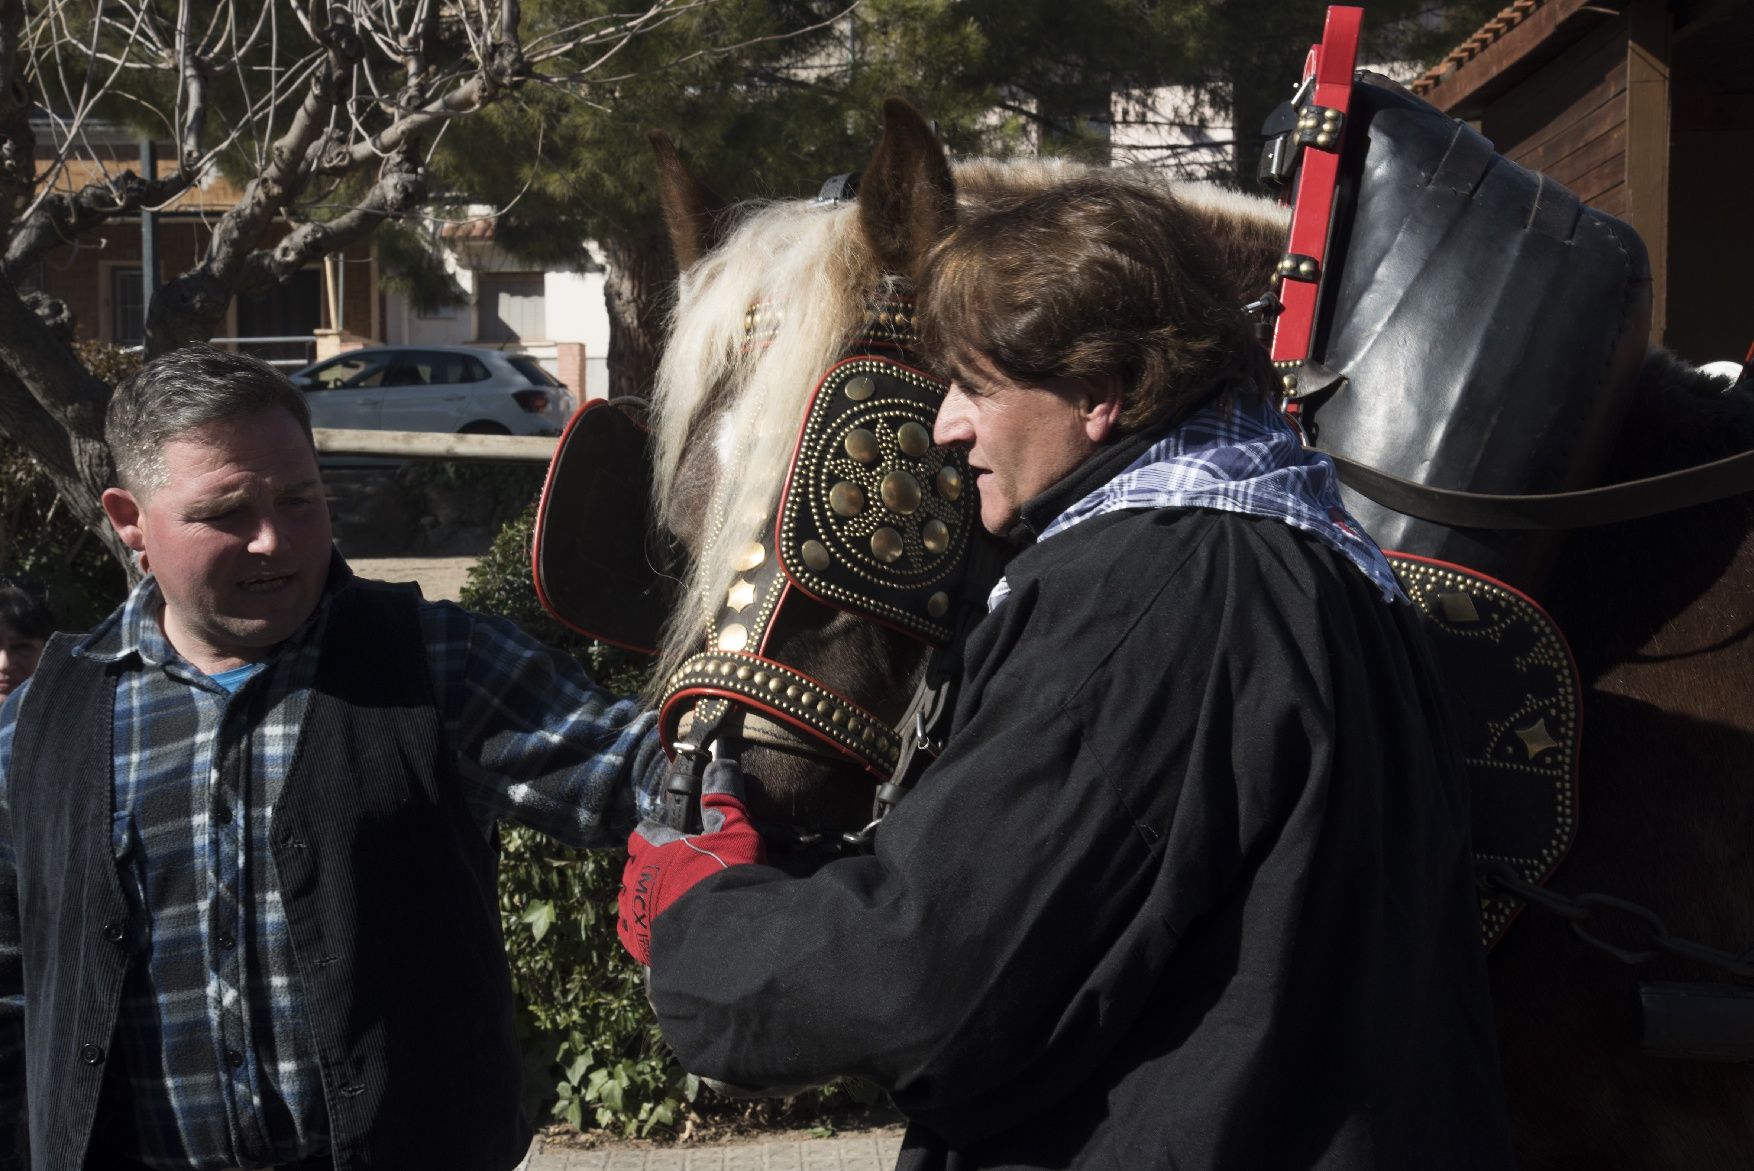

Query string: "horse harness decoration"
[[658, 305, 994, 843], [1262, 7, 1754, 1057], [534, 297, 997, 847]]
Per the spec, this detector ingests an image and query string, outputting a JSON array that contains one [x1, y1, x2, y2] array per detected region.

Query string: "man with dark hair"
[[0, 581, 53, 701], [620, 179, 1513, 1168], [0, 344, 666, 1171]]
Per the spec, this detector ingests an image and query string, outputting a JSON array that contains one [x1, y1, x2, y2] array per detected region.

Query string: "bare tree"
[[0, 0, 707, 571]]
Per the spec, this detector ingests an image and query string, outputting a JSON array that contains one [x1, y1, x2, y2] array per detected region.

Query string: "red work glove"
[[618, 759, 766, 966]]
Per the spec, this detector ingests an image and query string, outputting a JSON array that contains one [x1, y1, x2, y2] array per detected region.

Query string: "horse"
[[620, 99, 1754, 1165]]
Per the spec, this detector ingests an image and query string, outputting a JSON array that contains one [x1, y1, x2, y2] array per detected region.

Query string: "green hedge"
[[461, 504, 695, 1136]]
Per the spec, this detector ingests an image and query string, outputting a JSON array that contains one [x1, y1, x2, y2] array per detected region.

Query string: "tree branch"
[[239, 152, 428, 294]]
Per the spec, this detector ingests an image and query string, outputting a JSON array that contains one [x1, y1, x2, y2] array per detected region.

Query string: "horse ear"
[[858, 97, 956, 284], [650, 130, 732, 271]]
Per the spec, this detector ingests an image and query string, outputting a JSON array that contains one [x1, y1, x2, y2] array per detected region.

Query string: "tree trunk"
[[600, 233, 677, 401]]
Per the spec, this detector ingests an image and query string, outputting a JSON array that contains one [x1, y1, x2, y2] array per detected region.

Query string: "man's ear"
[[1081, 375, 1125, 445], [101, 487, 147, 553]]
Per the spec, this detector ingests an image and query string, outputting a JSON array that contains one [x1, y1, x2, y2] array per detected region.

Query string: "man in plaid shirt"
[[0, 345, 667, 1171]]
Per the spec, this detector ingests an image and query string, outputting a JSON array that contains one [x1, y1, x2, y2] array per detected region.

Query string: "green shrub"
[[462, 504, 690, 1136]]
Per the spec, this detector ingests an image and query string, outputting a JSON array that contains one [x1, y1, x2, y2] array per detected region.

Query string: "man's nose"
[[933, 387, 974, 447], [247, 515, 285, 555]]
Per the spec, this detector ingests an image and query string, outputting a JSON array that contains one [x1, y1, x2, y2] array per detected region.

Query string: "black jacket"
[[650, 453, 1513, 1169], [4, 582, 527, 1171]]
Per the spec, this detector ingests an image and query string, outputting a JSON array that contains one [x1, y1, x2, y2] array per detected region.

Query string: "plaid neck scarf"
[[989, 391, 1406, 609]]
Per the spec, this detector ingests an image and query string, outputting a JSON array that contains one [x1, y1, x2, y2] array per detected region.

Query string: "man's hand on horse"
[[618, 759, 766, 966]]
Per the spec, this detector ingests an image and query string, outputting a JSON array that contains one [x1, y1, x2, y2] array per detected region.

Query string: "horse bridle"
[[654, 298, 997, 846]]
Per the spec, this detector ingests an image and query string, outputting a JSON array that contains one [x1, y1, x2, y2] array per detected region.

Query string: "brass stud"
[[1282, 373, 1298, 391], [720, 625, 749, 653], [752, 671, 768, 685], [844, 374, 876, 401], [847, 718, 861, 734], [830, 481, 866, 517], [801, 540, 831, 572], [801, 691, 816, 707], [767, 676, 784, 693], [896, 421, 931, 457], [787, 685, 801, 699], [862, 728, 876, 744], [735, 542, 766, 571], [921, 519, 950, 555], [817, 700, 832, 717], [936, 465, 963, 501], [1315, 132, 1334, 148], [880, 470, 922, 515], [927, 591, 949, 618], [734, 662, 753, 679], [718, 661, 733, 676], [871, 527, 904, 563], [845, 428, 880, 463], [831, 710, 845, 725], [1298, 259, 1317, 279]]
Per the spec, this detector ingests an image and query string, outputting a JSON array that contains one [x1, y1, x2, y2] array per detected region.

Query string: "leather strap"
[[1331, 445, 1754, 530]]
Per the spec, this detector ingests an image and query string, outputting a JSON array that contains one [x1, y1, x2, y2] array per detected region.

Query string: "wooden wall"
[[1477, 21, 1630, 218]]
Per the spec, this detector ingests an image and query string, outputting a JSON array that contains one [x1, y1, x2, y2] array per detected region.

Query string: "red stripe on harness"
[[1270, 5, 1363, 370]]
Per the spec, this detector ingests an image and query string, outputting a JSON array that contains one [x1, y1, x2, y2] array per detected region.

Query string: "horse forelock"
[[649, 196, 886, 688]]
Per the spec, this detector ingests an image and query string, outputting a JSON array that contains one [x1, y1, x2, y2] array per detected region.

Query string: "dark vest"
[[8, 581, 529, 1170]]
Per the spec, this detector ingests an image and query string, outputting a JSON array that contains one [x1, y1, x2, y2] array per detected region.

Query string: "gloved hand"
[[618, 759, 766, 966]]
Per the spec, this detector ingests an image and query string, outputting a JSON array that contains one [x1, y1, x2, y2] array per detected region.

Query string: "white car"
[[291, 345, 575, 435]]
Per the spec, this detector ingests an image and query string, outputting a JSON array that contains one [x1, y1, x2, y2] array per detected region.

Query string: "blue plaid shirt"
[[989, 391, 1406, 609], [0, 559, 666, 1170]]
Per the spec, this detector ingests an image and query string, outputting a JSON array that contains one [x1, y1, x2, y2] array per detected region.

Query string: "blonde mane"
[[648, 158, 1288, 689]]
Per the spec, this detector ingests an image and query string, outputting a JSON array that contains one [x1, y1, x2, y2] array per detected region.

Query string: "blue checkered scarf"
[[989, 391, 1407, 609]]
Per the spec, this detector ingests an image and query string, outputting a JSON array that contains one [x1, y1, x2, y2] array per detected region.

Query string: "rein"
[[1328, 431, 1754, 530]]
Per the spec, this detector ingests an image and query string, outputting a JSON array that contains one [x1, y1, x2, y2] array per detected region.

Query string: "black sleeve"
[[646, 538, 1339, 1145]]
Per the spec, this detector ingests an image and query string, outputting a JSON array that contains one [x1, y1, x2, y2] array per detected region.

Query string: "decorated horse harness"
[[534, 297, 1000, 848]]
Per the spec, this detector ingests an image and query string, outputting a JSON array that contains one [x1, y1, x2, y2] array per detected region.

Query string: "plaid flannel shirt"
[[0, 559, 666, 1170], [989, 391, 1407, 609]]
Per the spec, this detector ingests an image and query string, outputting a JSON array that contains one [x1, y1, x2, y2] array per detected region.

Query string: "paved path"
[[349, 555, 477, 603], [517, 1132, 904, 1170]]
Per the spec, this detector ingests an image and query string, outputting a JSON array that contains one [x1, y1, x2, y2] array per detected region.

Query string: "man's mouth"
[[239, 574, 293, 595]]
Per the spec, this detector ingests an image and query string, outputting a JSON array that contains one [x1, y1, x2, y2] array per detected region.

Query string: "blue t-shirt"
[[208, 663, 266, 693]]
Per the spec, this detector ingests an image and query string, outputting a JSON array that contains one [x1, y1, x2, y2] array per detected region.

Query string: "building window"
[[478, 273, 546, 342], [112, 267, 145, 346]]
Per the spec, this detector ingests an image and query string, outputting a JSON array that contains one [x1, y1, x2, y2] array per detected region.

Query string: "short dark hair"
[[0, 580, 54, 640], [919, 176, 1268, 434], [106, 343, 314, 494]]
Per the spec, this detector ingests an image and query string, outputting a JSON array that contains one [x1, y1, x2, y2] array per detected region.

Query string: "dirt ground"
[[349, 555, 478, 602]]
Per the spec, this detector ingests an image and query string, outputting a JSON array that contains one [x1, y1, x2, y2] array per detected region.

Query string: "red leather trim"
[[657, 650, 894, 779], [1271, 5, 1363, 367]]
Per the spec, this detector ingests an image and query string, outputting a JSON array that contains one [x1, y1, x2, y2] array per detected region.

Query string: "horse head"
[[644, 100, 977, 850]]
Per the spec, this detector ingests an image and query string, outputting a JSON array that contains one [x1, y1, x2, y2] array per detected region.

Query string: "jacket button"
[[102, 921, 125, 943], [227, 1048, 245, 1069], [80, 1043, 104, 1065]]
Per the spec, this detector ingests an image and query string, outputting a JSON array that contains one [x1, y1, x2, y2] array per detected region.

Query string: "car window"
[[306, 355, 384, 390], [508, 356, 561, 387], [416, 352, 488, 385], [380, 362, 427, 387]]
